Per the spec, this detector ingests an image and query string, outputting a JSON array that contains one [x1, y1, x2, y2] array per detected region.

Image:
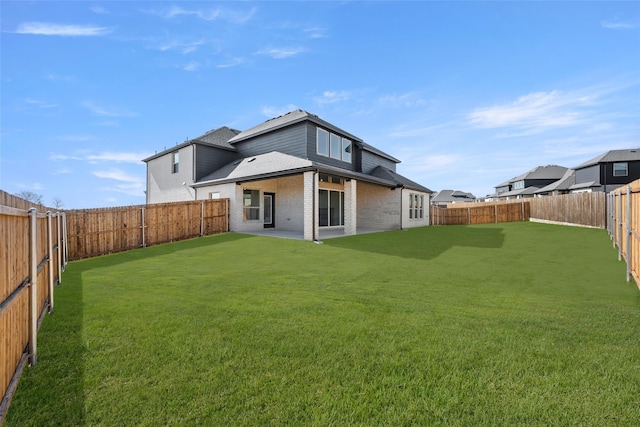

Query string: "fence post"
[[200, 201, 204, 237], [494, 204, 498, 224], [468, 207, 471, 225], [618, 191, 623, 261], [28, 208, 38, 366], [521, 201, 525, 221], [626, 186, 632, 282], [47, 211, 54, 313], [141, 207, 146, 248]]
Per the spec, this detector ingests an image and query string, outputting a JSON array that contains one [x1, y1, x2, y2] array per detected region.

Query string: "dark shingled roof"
[[574, 148, 640, 169]]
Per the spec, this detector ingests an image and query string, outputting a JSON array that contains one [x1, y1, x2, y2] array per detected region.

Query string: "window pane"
[[317, 129, 329, 156], [172, 152, 179, 173], [243, 189, 260, 221], [342, 139, 352, 163], [330, 190, 341, 226], [330, 134, 341, 159], [319, 190, 329, 226], [613, 162, 628, 176]]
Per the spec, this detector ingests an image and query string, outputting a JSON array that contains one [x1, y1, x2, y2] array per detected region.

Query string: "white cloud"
[[314, 90, 351, 105], [23, 98, 58, 109], [183, 61, 200, 72], [468, 90, 594, 134], [154, 5, 256, 24], [87, 152, 151, 163], [50, 151, 150, 163], [378, 92, 426, 108], [601, 19, 637, 30], [93, 169, 145, 197], [256, 47, 305, 59], [217, 57, 245, 68], [16, 22, 112, 36], [82, 102, 137, 117], [304, 26, 329, 39], [158, 39, 206, 54], [261, 104, 298, 117]]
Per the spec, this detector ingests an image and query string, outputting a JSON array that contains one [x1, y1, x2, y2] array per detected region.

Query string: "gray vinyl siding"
[[361, 151, 396, 174], [234, 123, 307, 159], [575, 165, 600, 185], [195, 145, 238, 181]]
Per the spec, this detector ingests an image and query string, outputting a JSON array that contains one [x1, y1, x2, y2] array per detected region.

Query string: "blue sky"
[[1, 1, 639, 209]]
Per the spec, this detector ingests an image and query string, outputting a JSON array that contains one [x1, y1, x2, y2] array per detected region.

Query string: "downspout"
[[399, 187, 404, 231], [313, 171, 318, 242]]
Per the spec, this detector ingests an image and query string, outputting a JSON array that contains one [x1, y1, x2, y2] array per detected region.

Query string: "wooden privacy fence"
[[1, 206, 68, 423], [430, 201, 530, 225], [66, 199, 229, 260], [529, 192, 606, 228], [607, 179, 640, 289]]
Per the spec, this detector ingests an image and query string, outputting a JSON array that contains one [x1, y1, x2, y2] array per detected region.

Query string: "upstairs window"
[[317, 128, 329, 156], [317, 127, 353, 163], [172, 151, 179, 173], [613, 162, 628, 177], [513, 180, 524, 190]]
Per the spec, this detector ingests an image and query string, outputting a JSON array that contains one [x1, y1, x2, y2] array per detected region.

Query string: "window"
[[330, 134, 342, 159], [172, 152, 179, 173], [317, 128, 329, 156], [409, 193, 424, 220], [513, 180, 524, 190], [342, 139, 352, 163], [317, 127, 353, 163], [319, 174, 343, 185], [243, 189, 260, 221], [319, 189, 344, 227], [613, 162, 628, 177]]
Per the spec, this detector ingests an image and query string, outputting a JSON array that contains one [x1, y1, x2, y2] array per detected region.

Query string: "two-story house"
[[569, 149, 640, 193], [144, 110, 432, 241], [490, 165, 568, 200]]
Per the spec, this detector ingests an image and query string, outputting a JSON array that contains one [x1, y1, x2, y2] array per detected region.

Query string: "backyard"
[[5, 222, 640, 425]]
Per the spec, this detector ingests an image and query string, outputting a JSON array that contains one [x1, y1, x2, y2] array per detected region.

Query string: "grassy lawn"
[[5, 222, 640, 426]]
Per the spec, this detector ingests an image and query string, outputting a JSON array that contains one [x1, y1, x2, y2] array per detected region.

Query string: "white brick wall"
[[146, 145, 196, 204], [357, 181, 401, 230], [344, 179, 357, 235]]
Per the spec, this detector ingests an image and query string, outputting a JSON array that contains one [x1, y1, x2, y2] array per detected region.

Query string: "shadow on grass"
[[325, 225, 505, 261], [5, 264, 86, 425]]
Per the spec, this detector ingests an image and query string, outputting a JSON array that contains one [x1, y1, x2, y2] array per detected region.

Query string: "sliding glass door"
[[318, 189, 344, 227]]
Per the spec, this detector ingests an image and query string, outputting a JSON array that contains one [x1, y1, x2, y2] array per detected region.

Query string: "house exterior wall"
[[235, 123, 307, 159], [402, 190, 430, 229], [575, 164, 600, 185], [194, 145, 237, 181], [195, 176, 306, 234], [146, 145, 196, 203], [357, 181, 401, 230], [602, 161, 640, 188], [361, 151, 397, 174]]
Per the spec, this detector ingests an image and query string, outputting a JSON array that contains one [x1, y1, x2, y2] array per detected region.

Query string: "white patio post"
[[344, 179, 357, 236], [303, 171, 316, 241]]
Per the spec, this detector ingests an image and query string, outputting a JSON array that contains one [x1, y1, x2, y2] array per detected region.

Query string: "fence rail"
[[1, 205, 68, 424], [608, 179, 640, 289], [66, 199, 229, 260]]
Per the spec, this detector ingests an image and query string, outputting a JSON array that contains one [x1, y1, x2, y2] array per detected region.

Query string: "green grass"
[[5, 222, 640, 426]]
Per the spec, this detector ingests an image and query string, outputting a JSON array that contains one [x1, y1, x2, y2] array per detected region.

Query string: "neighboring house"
[[534, 168, 576, 196], [490, 165, 568, 200], [144, 110, 432, 241], [569, 149, 640, 193], [431, 190, 476, 207]]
